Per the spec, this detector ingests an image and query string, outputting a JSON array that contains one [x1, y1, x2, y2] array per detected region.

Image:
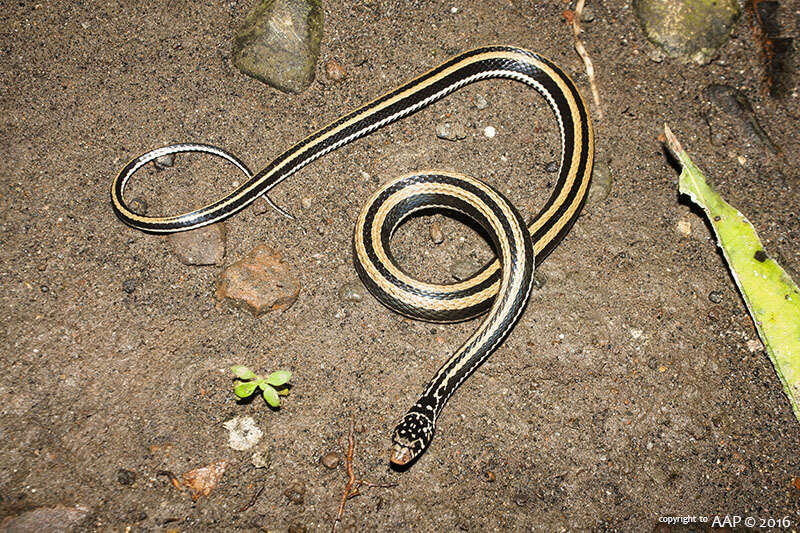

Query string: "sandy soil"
[[2, 0, 799, 530]]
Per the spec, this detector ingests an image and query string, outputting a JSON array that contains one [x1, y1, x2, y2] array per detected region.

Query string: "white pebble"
[[450, 6, 458, 13], [483, 126, 496, 138]]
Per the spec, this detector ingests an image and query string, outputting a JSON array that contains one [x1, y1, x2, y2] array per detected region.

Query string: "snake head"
[[389, 411, 435, 466]]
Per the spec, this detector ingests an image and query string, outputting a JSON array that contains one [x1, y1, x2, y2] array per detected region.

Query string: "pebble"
[[532, 271, 547, 289], [301, 197, 313, 209], [153, 152, 175, 170], [252, 442, 271, 469], [168, 223, 226, 266], [320, 451, 340, 469], [485, 470, 496, 482], [585, 158, 612, 209], [430, 221, 445, 244], [746, 339, 763, 352], [216, 245, 301, 315], [451, 257, 479, 281], [283, 480, 306, 504], [474, 94, 488, 110], [676, 216, 692, 237], [117, 469, 136, 486], [544, 161, 559, 173], [708, 290, 723, 303], [123, 279, 136, 294], [435, 121, 467, 141], [483, 126, 496, 138], [128, 197, 148, 215], [288, 525, 308, 533], [325, 58, 347, 82], [579, 4, 596, 22], [339, 282, 365, 303], [223, 416, 263, 451]]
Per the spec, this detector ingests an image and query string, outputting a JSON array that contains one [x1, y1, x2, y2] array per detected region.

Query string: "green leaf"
[[667, 124, 800, 423], [263, 385, 280, 407], [234, 380, 259, 398], [231, 365, 256, 380], [266, 370, 292, 387]]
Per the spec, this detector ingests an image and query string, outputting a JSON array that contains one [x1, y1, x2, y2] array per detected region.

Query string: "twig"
[[331, 414, 397, 533], [238, 485, 264, 512], [572, 0, 604, 120]]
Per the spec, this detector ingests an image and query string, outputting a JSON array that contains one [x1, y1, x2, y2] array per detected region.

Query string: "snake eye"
[[390, 412, 434, 466]]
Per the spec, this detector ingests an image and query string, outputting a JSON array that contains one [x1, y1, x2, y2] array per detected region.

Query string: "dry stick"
[[573, 0, 604, 120], [238, 485, 264, 513], [331, 415, 397, 533]]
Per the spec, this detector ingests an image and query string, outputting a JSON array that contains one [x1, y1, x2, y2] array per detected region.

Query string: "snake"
[[110, 45, 594, 466]]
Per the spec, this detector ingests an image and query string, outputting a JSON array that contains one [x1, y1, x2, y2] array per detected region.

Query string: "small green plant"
[[231, 365, 292, 407]]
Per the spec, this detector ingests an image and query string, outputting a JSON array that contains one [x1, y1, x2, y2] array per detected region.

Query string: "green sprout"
[[231, 365, 292, 408]]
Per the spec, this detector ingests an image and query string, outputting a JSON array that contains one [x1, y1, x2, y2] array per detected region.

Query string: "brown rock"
[[283, 480, 306, 504], [320, 451, 340, 469], [167, 224, 226, 266], [325, 58, 347, 82], [216, 245, 300, 315]]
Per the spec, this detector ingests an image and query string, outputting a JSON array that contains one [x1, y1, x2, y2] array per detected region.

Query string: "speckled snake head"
[[389, 411, 435, 467]]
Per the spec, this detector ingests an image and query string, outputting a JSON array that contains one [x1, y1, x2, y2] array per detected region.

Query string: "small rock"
[[301, 197, 313, 209], [232, 0, 324, 93], [676, 216, 692, 237], [746, 339, 763, 352], [705, 85, 779, 154], [339, 282, 365, 303], [320, 451, 340, 469], [485, 470, 496, 482], [708, 290, 723, 303], [435, 121, 467, 141], [579, 3, 596, 22], [483, 126, 496, 138], [153, 152, 176, 170], [216, 245, 301, 315], [283, 480, 306, 504], [0, 505, 90, 532], [634, 0, 741, 64], [586, 159, 612, 209], [288, 524, 308, 533], [325, 58, 347, 82], [451, 257, 479, 281], [168, 224, 226, 266], [122, 279, 136, 294], [544, 161, 559, 173], [128, 197, 148, 215], [532, 271, 547, 289], [252, 442, 271, 469], [252, 195, 271, 215], [223, 416, 263, 451], [117, 468, 136, 486], [474, 94, 489, 110], [430, 221, 445, 244]]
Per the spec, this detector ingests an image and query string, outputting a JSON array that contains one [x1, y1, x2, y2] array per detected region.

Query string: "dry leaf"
[[182, 460, 229, 501]]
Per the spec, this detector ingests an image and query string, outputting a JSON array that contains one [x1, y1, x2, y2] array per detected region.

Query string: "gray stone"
[[634, 0, 741, 64], [233, 0, 324, 93], [0, 505, 89, 532], [167, 223, 226, 266], [435, 121, 467, 141]]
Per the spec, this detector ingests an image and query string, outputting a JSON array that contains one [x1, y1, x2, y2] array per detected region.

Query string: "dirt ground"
[[2, 0, 799, 531]]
